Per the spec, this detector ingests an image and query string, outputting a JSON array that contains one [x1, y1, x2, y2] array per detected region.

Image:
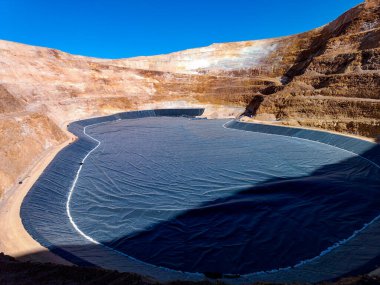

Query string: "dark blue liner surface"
[[20, 111, 380, 284]]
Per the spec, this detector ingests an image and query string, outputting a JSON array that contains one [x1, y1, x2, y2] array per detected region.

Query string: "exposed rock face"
[[0, 1, 379, 195], [0, 113, 66, 195], [251, 1, 380, 137]]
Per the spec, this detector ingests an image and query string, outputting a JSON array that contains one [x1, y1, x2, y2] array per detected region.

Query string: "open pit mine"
[[0, 1, 379, 284]]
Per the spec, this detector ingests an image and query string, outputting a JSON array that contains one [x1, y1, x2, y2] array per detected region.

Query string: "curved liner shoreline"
[[21, 109, 380, 284], [0, 136, 74, 265]]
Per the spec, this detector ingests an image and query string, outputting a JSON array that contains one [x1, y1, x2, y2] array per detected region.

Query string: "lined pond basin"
[[69, 116, 380, 274]]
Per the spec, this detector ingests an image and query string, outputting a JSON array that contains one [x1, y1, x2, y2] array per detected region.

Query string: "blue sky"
[[0, 0, 363, 59]]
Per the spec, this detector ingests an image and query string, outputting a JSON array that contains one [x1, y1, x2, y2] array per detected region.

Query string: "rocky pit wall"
[[0, 0, 379, 196]]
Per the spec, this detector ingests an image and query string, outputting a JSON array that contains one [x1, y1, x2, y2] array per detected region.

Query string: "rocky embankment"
[[0, 0, 379, 196], [1, 253, 380, 285]]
